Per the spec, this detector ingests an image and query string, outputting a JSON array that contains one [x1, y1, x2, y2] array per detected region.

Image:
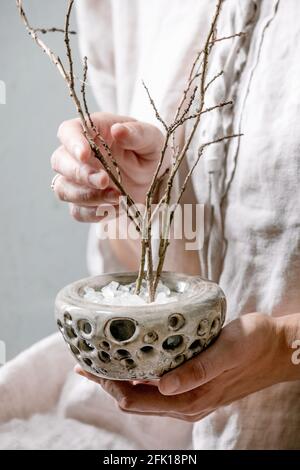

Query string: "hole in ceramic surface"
[[57, 319, 63, 330], [140, 345, 154, 354], [189, 339, 202, 350], [121, 358, 136, 369], [64, 312, 72, 324], [162, 335, 183, 351], [83, 358, 93, 367], [64, 325, 77, 340], [137, 345, 156, 360], [95, 368, 108, 375], [99, 340, 111, 351], [174, 354, 185, 365], [69, 344, 80, 356], [109, 318, 136, 342], [197, 319, 209, 336], [168, 313, 185, 331], [210, 317, 221, 335], [78, 339, 94, 352], [115, 349, 131, 359], [143, 331, 158, 344], [77, 319, 93, 335], [98, 350, 111, 363]]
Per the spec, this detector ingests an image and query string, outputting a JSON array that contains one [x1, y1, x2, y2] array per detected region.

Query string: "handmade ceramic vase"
[[55, 272, 226, 380]]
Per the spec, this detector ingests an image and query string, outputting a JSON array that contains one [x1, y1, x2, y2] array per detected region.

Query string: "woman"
[[50, 0, 300, 449]]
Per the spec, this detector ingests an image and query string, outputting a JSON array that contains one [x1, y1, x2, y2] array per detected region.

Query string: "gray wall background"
[[0, 1, 94, 359]]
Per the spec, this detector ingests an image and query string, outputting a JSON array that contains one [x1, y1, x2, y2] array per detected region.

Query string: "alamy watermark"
[[0, 340, 6, 366], [96, 198, 205, 251], [0, 80, 6, 104], [291, 339, 300, 365]]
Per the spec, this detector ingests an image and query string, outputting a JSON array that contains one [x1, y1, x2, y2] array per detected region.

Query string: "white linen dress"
[[77, 0, 300, 450]]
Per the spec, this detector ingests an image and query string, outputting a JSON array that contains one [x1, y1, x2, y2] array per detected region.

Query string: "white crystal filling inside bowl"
[[83, 280, 180, 306]]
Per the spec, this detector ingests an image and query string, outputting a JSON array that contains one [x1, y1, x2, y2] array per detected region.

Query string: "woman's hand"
[[51, 112, 169, 222], [75, 313, 300, 421]]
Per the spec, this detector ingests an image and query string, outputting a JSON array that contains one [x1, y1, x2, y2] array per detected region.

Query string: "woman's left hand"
[[75, 313, 299, 421]]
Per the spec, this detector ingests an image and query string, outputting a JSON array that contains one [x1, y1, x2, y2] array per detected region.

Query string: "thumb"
[[111, 121, 164, 158], [158, 327, 240, 396]]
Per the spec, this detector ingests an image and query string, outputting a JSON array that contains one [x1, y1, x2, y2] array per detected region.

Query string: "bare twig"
[[153, 0, 225, 289], [64, 0, 75, 89], [172, 100, 232, 131], [81, 56, 94, 129], [18, 0, 244, 301], [176, 133, 243, 207], [33, 27, 76, 35], [174, 49, 204, 122], [152, 134, 242, 292], [17, 0, 69, 81], [210, 31, 246, 44], [204, 70, 224, 93], [17, 0, 140, 230], [142, 81, 168, 132], [81, 56, 122, 183], [172, 85, 198, 129]]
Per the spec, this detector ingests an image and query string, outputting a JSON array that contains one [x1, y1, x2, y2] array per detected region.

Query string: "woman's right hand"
[[51, 112, 169, 222]]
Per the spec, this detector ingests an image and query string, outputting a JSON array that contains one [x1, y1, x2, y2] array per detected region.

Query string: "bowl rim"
[[55, 271, 225, 315]]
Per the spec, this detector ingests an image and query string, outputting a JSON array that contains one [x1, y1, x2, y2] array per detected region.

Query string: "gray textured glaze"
[[55, 272, 226, 380]]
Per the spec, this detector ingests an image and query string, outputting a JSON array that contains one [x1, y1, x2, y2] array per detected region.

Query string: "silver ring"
[[51, 174, 61, 191]]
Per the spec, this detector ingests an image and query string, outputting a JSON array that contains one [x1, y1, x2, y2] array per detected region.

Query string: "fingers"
[[118, 407, 187, 420], [54, 177, 120, 206], [57, 119, 92, 163], [97, 378, 195, 414], [99, 378, 215, 422], [74, 367, 184, 419], [131, 380, 159, 387], [57, 117, 161, 164], [74, 366, 106, 383], [74, 366, 216, 421], [69, 205, 103, 223], [51, 146, 109, 190], [158, 326, 240, 396], [57, 113, 135, 163], [111, 121, 164, 158]]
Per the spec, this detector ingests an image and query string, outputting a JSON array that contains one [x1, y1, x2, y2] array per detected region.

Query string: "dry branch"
[[17, 0, 243, 302], [17, 0, 141, 231], [33, 27, 76, 34]]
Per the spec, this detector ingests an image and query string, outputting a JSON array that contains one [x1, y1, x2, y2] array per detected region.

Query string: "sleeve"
[[0, 334, 74, 422]]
